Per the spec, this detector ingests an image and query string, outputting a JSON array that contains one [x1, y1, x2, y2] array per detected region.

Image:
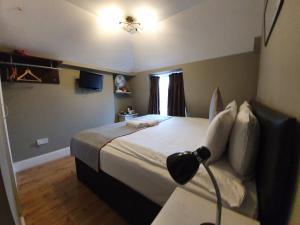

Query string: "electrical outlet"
[[36, 138, 49, 146]]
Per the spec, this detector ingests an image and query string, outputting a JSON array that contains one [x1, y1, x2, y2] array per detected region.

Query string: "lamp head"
[[166, 146, 211, 185]]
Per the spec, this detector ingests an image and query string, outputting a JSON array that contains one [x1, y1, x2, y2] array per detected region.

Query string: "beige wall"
[[131, 52, 260, 117], [2, 69, 117, 162], [256, 0, 300, 225]]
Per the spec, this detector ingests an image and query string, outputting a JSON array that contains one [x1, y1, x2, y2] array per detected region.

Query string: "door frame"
[[0, 78, 22, 225]]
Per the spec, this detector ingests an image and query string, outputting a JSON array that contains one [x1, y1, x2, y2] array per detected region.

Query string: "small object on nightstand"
[[118, 113, 138, 122], [127, 106, 135, 114]]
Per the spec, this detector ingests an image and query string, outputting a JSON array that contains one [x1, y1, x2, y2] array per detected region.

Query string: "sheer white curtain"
[[159, 75, 169, 116]]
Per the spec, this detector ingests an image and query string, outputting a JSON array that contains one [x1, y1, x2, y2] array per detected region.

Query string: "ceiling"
[[66, 0, 202, 22], [0, 0, 264, 73]]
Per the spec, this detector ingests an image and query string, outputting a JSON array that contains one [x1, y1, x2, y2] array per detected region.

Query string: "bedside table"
[[152, 187, 260, 225], [118, 113, 138, 122]]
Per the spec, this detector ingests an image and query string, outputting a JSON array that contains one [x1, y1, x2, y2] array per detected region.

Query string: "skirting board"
[[21, 216, 26, 225], [13, 147, 70, 173]]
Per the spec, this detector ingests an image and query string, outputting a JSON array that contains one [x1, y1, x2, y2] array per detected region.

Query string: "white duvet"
[[103, 116, 246, 207]]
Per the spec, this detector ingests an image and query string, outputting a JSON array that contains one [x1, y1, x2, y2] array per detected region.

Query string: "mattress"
[[100, 117, 258, 218], [70, 114, 171, 171]]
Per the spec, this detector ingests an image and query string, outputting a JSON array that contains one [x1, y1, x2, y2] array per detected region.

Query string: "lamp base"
[[200, 223, 215, 225]]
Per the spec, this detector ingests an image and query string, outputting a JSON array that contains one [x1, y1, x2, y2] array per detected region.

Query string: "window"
[[152, 70, 183, 116], [159, 75, 169, 116]]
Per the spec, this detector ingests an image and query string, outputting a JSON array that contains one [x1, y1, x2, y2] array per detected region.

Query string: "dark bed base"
[[75, 158, 162, 225]]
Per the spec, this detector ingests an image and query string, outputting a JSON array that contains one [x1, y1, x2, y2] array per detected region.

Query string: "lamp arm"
[[202, 162, 222, 225]]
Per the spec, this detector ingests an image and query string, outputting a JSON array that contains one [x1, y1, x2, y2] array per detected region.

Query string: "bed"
[[71, 101, 298, 225]]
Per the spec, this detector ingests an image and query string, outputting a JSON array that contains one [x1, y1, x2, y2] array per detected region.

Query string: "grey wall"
[[131, 52, 260, 117], [0, 169, 15, 225], [2, 69, 117, 162], [256, 0, 300, 224]]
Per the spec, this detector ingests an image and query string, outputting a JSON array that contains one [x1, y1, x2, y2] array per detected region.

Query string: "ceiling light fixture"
[[119, 16, 142, 34]]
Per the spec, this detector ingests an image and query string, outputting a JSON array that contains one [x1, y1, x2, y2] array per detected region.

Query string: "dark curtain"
[[167, 73, 186, 116], [148, 76, 160, 114]]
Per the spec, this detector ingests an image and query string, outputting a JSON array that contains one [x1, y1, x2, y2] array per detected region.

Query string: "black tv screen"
[[79, 71, 103, 91]]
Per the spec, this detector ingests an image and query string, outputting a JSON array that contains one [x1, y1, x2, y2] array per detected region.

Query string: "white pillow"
[[205, 101, 237, 163], [228, 101, 260, 178], [239, 101, 251, 111], [209, 87, 223, 122]]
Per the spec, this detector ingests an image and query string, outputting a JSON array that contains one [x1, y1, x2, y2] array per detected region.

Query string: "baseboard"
[[20, 216, 26, 225], [13, 147, 70, 172]]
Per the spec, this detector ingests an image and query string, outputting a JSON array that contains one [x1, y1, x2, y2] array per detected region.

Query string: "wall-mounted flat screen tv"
[[79, 71, 103, 91]]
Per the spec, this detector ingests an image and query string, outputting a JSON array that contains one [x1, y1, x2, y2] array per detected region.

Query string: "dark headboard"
[[251, 101, 298, 225]]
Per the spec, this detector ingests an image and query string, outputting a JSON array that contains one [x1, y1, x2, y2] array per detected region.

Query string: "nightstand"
[[118, 113, 138, 122], [152, 187, 260, 225]]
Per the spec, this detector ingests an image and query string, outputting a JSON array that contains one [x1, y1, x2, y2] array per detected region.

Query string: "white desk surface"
[[152, 187, 260, 225]]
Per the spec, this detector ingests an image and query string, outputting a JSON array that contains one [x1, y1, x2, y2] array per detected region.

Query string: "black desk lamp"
[[166, 146, 222, 225]]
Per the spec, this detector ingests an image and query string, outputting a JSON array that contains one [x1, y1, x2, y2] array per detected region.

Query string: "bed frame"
[[75, 101, 299, 225], [75, 158, 161, 225], [251, 101, 298, 225]]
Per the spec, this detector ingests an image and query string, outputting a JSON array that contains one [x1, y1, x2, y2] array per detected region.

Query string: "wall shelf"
[[0, 52, 62, 70], [115, 91, 132, 95]]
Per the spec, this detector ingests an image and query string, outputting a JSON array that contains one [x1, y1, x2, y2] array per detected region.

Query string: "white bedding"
[[100, 117, 257, 216]]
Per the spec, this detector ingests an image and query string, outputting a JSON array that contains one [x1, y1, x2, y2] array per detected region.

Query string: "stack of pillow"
[[205, 87, 260, 179]]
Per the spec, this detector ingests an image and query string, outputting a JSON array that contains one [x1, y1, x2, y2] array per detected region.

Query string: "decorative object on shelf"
[[115, 87, 131, 93], [115, 74, 126, 89], [14, 49, 29, 56], [119, 16, 142, 34], [8, 67, 17, 81], [114, 74, 131, 94], [115, 89, 131, 94], [264, 0, 284, 46], [167, 147, 222, 225]]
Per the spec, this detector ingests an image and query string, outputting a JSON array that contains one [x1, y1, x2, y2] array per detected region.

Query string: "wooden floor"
[[17, 156, 129, 225]]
